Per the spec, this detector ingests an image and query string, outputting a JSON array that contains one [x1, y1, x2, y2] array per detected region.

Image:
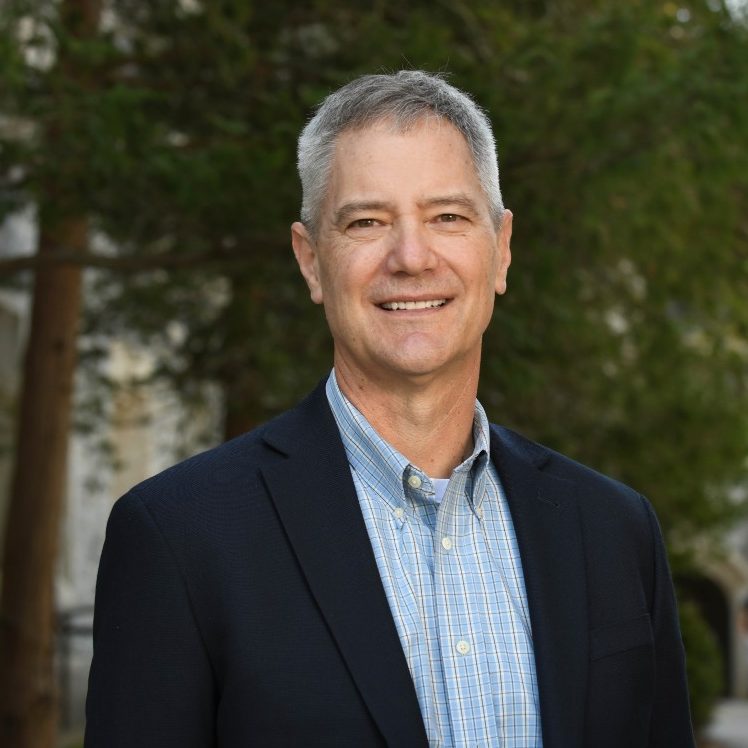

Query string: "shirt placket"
[[399, 467, 447, 743], [433, 468, 498, 747]]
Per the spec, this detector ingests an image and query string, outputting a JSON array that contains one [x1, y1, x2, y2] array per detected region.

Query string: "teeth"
[[380, 299, 447, 311]]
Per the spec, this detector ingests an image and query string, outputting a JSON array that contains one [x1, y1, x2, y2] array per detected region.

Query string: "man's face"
[[292, 118, 512, 387]]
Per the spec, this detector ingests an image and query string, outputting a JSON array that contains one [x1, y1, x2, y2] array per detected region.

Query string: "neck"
[[334, 359, 480, 478]]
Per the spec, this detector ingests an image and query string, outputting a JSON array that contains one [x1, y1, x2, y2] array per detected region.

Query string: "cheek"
[[318, 265, 359, 323], [323, 255, 370, 299], [468, 256, 499, 296], [316, 259, 342, 296], [474, 267, 500, 320], [486, 254, 504, 293]]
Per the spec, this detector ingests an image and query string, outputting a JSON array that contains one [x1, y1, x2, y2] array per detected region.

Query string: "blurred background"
[[0, 0, 747, 746]]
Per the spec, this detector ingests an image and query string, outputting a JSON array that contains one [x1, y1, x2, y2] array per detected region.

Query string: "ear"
[[494, 209, 513, 296], [291, 221, 324, 305]]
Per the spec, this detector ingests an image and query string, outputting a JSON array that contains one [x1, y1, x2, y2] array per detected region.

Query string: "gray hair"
[[297, 70, 504, 237]]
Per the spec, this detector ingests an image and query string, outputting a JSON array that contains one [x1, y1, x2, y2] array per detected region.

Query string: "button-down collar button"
[[407, 474, 422, 489], [394, 507, 405, 520], [441, 536, 453, 551]]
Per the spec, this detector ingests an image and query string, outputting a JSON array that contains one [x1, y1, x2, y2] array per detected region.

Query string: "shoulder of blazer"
[[489, 423, 648, 524], [121, 379, 335, 509]]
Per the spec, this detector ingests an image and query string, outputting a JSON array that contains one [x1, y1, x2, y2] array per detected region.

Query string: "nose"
[[385, 220, 438, 276]]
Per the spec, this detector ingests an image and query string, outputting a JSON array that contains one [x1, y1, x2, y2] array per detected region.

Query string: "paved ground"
[[702, 700, 748, 748]]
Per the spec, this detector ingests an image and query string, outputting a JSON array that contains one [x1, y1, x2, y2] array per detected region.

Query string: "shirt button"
[[441, 536, 453, 551], [475, 505, 483, 519], [394, 507, 404, 520], [456, 640, 471, 655], [407, 475, 422, 489]]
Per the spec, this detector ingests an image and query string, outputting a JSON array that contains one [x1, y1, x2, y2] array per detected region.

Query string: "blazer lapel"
[[260, 384, 428, 747], [491, 426, 588, 748]]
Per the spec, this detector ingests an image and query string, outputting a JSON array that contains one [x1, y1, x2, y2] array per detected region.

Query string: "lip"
[[375, 293, 453, 304]]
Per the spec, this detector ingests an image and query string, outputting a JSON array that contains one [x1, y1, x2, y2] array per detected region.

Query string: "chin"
[[376, 354, 452, 380]]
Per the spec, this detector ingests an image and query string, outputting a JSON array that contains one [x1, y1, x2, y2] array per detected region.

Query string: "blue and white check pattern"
[[326, 371, 542, 747]]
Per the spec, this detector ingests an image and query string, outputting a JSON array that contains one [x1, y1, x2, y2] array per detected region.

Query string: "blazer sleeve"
[[641, 496, 695, 747], [85, 491, 216, 747]]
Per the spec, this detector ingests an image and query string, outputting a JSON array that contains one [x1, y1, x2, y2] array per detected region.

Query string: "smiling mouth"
[[379, 299, 448, 311]]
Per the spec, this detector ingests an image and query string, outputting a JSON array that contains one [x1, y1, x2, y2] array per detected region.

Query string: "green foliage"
[[679, 599, 723, 731]]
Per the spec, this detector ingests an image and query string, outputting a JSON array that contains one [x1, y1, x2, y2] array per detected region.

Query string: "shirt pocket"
[[589, 613, 653, 661]]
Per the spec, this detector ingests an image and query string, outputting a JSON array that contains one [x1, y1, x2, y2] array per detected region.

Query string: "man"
[[85, 71, 694, 747]]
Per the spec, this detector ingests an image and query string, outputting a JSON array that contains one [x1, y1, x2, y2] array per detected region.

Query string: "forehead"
[[333, 115, 472, 164], [326, 118, 483, 206]]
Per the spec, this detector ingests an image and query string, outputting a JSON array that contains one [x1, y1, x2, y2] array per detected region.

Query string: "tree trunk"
[[0, 2, 99, 744], [0, 218, 87, 746]]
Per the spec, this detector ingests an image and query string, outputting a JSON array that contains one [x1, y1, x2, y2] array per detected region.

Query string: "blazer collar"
[[490, 425, 588, 747], [260, 381, 429, 747]]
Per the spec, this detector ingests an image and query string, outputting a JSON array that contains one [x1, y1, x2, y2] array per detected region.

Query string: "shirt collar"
[[325, 369, 491, 509]]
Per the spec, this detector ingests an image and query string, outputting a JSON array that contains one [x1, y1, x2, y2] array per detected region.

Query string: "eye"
[[432, 213, 469, 229], [349, 218, 379, 229], [345, 217, 386, 236]]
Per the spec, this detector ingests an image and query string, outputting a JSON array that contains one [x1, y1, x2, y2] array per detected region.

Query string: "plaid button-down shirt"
[[327, 372, 542, 747]]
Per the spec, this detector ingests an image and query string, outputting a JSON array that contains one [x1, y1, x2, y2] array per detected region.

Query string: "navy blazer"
[[85, 382, 694, 747]]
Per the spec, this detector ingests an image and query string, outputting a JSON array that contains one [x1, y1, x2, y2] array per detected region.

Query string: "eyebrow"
[[419, 193, 481, 216], [332, 193, 481, 227]]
